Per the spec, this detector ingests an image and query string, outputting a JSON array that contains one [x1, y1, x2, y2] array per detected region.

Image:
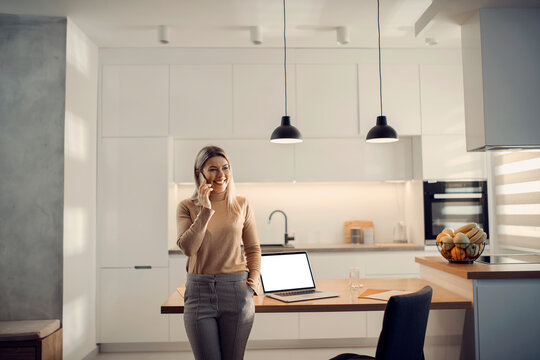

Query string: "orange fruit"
[[451, 246, 465, 261]]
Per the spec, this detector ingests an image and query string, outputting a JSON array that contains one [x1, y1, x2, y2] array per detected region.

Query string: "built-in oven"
[[424, 180, 489, 245]]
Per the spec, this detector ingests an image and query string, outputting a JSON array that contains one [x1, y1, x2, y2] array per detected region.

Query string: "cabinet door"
[[251, 313, 300, 340], [363, 137, 413, 181], [233, 64, 296, 138], [296, 64, 358, 137], [363, 252, 420, 278], [99, 268, 169, 343], [98, 137, 168, 267], [294, 138, 412, 181], [422, 135, 487, 180], [101, 65, 169, 137], [169, 255, 188, 342], [359, 64, 421, 136], [173, 139, 294, 183], [420, 65, 466, 135], [169, 255, 188, 294], [170, 65, 233, 138], [307, 253, 366, 280], [299, 312, 367, 339], [308, 251, 426, 281]]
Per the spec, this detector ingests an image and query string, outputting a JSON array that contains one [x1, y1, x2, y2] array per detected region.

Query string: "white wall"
[[171, 181, 422, 248], [63, 18, 98, 360]]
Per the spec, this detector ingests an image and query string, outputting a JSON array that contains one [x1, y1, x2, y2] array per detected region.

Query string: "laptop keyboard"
[[275, 289, 317, 297]]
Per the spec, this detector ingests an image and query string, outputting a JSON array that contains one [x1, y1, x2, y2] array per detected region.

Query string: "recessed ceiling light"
[[250, 26, 263, 45], [158, 25, 169, 44], [337, 26, 350, 45], [425, 37, 438, 46]]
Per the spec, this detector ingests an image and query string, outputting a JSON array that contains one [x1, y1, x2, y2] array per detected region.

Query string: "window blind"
[[493, 150, 540, 250]]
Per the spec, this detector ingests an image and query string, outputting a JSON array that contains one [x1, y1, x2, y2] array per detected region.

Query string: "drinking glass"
[[349, 267, 363, 291]]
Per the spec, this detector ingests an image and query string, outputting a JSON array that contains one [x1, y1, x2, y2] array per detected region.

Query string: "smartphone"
[[199, 170, 208, 182]]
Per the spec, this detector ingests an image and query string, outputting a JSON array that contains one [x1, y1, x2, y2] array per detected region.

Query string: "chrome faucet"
[[268, 209, 295, 246]]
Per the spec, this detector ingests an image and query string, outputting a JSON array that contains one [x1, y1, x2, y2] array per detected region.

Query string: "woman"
[[176, 145, 261, 360]]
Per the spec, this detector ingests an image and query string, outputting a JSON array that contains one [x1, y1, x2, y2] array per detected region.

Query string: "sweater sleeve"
[[176, 200, 214, 256], [242, 200, 262, 294]]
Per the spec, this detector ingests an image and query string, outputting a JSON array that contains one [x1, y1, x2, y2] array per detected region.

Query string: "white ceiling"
[[1, 0, 539, 48]]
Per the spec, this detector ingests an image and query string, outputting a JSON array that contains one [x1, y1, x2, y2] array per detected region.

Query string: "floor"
[[92, 347, 369, 360], [91, 344, 460, 359]]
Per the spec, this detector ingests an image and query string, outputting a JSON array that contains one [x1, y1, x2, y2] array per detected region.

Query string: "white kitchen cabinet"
[[366, 311, 385, 338], [251, 313, 300, 340], [299, 312, 367, 339], [308, 251, 429, 281], [294, 138, 412, 182], [170, 65, 233, 138], [101, 65, 169, 137], [99, 268, 169, 343], [421, 135, 487, 180], [363, 253, 420, 278], [296, 64, 358, 137], [173, 139, 294, 183], [169, 255, 188, 294], [308, 253, 365, 280], [169, 255, 188, 342], [233, 64, 296, 138], [98, 137, 168, 267], [420, 65, 466, 135], [362, 138, 413, 181], [358, 64, 421, 136]]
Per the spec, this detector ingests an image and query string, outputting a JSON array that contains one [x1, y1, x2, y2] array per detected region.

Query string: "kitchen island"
[[416, 256, 540, 360], [163, 277, 471, 357], [164, 250, 462, 357]]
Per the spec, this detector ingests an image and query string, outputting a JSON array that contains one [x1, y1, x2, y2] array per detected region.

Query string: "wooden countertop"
[[169, 243, 424, 255], [161, 278, 471, 314], [416, 256, 540, 280]]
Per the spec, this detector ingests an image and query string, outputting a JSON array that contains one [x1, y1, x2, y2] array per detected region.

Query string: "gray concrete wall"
[[0, 14, 66, 321]]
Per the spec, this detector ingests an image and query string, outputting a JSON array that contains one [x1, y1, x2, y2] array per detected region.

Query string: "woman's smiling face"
[[200, 156, 230, 193]]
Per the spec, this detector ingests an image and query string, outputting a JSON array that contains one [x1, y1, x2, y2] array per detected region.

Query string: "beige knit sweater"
[[176, 191, 261, 292]]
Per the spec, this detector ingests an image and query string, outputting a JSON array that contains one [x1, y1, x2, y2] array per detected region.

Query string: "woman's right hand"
[[198, 179, 212, 209]]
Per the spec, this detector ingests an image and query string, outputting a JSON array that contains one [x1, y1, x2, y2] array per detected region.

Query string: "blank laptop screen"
[[260, 252, 315, 293]]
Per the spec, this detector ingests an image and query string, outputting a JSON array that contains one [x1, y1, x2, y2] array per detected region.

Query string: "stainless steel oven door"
[[424, 192, 489, 245]]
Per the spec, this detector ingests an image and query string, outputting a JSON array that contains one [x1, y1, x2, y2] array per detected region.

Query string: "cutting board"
[[344, 220, 374, 243]]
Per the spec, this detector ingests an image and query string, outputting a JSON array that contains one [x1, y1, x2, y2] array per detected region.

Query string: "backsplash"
[[169, 181, 424, 249]]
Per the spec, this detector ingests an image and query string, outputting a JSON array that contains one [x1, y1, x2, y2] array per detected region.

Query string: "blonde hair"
[[190, 145, 240, 215]]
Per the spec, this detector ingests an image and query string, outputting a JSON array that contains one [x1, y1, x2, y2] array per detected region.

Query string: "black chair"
[[330, 286, 433, 360]]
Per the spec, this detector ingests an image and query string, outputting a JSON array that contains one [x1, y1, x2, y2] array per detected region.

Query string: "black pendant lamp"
[[271, 0, 303, 144], [366, 0, 398, 143]]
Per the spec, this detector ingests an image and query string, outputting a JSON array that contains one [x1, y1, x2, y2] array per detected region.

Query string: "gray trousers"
[[184, 272, 255, 360]]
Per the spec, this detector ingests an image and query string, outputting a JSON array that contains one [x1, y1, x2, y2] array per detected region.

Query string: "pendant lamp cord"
[[377, 0, 383, 117], [283, 0, 288, 116]]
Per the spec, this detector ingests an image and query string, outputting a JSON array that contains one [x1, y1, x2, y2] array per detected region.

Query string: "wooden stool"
[[0, 320, 62, 360]]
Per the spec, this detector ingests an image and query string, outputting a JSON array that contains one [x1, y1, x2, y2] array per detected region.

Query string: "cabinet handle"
[[434, 193, 482, 199], [134, 266, 152, 270]]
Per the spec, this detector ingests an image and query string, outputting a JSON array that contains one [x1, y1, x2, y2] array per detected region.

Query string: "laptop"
[[260, 251, 340, 303]]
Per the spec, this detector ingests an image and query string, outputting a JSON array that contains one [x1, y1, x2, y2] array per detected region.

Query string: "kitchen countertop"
[[169, 242, 425, 255], [416, 256, 540, 279], [162, 277, 471, 314]]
